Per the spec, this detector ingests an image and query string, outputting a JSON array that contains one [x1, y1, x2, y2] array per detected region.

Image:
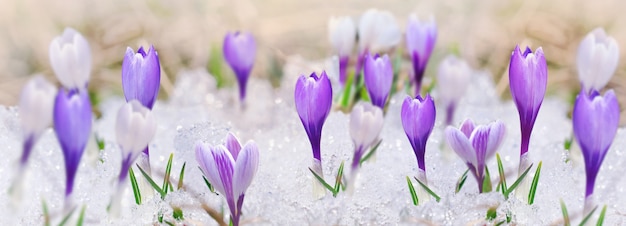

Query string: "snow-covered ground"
[[1, 59, 625, 225]]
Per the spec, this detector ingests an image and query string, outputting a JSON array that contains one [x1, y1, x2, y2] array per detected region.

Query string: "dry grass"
[[0, 0, 624, 120]]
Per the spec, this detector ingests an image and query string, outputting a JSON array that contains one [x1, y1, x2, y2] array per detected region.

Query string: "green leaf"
[[202, 175, 215, 193], [505, 163, 533, 198], [129, 167, 142, 205], [456, 169, 469, 193], [136, 164, 165, 198], [358, 79, 370, 102], [177, 162, 186, 190], [76, 206, 86, 226], [579, 206, 598, 226], [360, 139, 382, 165], [597, 205, 607, 226], [506, 211, 512, 223], [528, 161, 542, 205], [486, 207, 497, 221], [483, 167, 493, 193], [406, 176, 418, 206], [340, 71, 354, 108], [158, 211, 164, 223], [309, 167, 335, 192], [495, 221, 505, 226], [173, 207, 184, 220], [57, 207, 76, 226], [333, 161, 345, 197], [560, 199, 570, 226], [162, 153, 174, 195], [564, 137, 573, 151], [496, 153, 507, 195], [43, 200, 50, 226], [164, 221, 175, 226], [413, 177, 441, 202], [208, 45, 225, 88]]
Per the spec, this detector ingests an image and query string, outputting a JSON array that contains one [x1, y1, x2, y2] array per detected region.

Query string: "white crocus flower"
[[358, 9, 402, 53], [577, 28, 619, 93], [116, 100, 157, 157], [350, 102, 384, 150], [49, 27, 92, 90], [437, 55, 471, 125], [328, 16, 356, 57], [19, 75, 57, 141]]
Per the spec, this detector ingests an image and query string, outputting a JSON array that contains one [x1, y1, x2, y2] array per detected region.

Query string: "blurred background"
[[0, 0, 624, 114]]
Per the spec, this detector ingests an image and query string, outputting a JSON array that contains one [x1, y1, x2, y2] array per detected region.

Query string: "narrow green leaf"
[[208, 45, 225, 88], [333, 161, 345, 197], [309, 167, 335, 192], [158, 211, 164, 223], [177, 162, 186, 190], [495, 221, 505, 226], [129, 167, 142, 205], [483, 167, 493, 193], [57, 207, 76, 226], [505, 163, 533, 197], [136, 164, 165, 198], [579, 206, 598, 226], [358, 80, 370, 102], [528, 161, 542, 205], [486, 207, 497, 221], [168, 181, 174, 192], [173, 207, 184, 220], [229, 218, 234, 226], [360, 139, 382, 165], [76, 205, 86, 226], [162, 153, 174, 195], [506, 211, 512, 223], [164, 221, 175, 226], [496, 153, 507, 195], [597, 205, 607, 226], [202, 175, 215, 193], [560, 199, 570, 226], [456, 169, 469, 193], [340, 72, 354, 108], [414, 177, 441, 202], [406, 176, 418, 206], [43, 200, 50, 226]]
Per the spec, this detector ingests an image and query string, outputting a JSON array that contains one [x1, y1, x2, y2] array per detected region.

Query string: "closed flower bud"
[[577, 28, 619, 93], [49, 28, 92, 90]]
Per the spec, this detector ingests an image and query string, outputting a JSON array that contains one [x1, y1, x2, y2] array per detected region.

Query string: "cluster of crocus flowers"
[[437, 55, 471, 125], [49, 27, 93, 208], [110, 100, 156, 214], [328, 16, 356, 85], [356, 9, 401, 76], [196, 133, 259, 226], [348, 102, 383, 188], [294, 71, 332, 196], [446, 119, 505, 192], [223, 31, 257, 103], [401, 95, 435, 185], [121, 45, 161, 177], [363, 54, 393, 109], [576, 28, 619, 93], [508, 45, 547, 184], [405, 14, 437, 95]]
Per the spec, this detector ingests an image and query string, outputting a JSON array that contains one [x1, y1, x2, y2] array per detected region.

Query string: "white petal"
[[232, 141, 259, 197], [328, 16, 356, 56], [437, 55, 471, 104], [445, 126, 477, 167], [19, 75, 56, 137]]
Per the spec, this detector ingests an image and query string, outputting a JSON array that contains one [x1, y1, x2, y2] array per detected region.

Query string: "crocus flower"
[[401, 95, 435, 184], [356, 9, 401, 76], [363, 54, 393, 109], [196, 133, 259, 226], [18, 76, 57, 168], [406, 14, 437, 95], [223, 31, 257, 102], [49, 27, 92, 91], [53, 88, 92, 201], [115, 100, 156, 182], [573, 90, 619, 211], [328, 16, 356, 84], [349, 102, 383, 173], [437, 55, 471, 125], [508, 45, 547, 171], [122, 46, 161, 109], [577, 28, 619, 94], [446, 119, 505, 192]]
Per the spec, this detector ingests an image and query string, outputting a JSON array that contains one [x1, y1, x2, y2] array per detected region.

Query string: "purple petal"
[[223, 31, 257, 100], [53, 88, 92, 196], [225, 132, 242, 160], [459, 118, 475, 138], [363, 54, 393, 108], [232, 141, 259, 197], [469, 126, 490, 173], [484, 121, 506, 159], [122, 46, 161, 109], [195, 143, 235, 199], [445, 126, 476, 167], [401, 94, 436, 170], [294, 71, 333, 160]]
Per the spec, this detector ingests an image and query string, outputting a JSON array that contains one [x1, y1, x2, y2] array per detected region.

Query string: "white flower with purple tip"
[[18, 76, 56, 168], [328, 16, 356, 84], [349, 102, 383, 175], [577, 28, 619, 94], [437, 55, 471, 125], [196, 133, 259, 226]]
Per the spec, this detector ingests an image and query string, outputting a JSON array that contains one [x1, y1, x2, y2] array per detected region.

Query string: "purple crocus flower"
[[406, 14, 437, 96], [122, 45, 161, 109], [196, 133, 259, 226], [446, 119, 505, 193], [363, 54, 393, 109], [573, 90, 619, 208], [508, 45, 547, 172], [53, 87, 92, 200], [401, 95, 435, 184], [223, 31, 257, 102]]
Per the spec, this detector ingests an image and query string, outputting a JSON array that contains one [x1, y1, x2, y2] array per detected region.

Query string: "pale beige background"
[[0, 0, 624, 112]]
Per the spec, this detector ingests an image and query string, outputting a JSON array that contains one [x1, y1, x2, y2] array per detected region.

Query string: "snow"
[[0, 60, 625, 225]]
